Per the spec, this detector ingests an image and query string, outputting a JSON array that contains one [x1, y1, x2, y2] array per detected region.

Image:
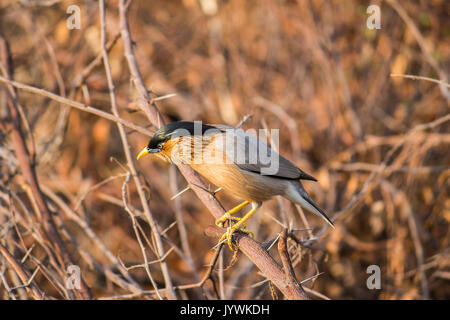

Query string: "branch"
[[278, 229, 310, 300]]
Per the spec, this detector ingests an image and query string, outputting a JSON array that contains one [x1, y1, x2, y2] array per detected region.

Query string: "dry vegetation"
[[0, 0, 449, 300]]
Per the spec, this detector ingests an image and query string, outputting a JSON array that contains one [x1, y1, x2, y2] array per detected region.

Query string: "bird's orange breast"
[[190, 162, 286, 203]]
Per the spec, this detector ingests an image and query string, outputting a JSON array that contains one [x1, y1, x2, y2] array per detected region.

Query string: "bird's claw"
[[218, 225, 255, 251]]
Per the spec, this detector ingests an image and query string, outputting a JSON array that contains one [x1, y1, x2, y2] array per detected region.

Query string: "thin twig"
[[0, 76, 153, 136], [121, 172, 161, 299], [390, 74, 450, 88], [386, 0, 449, 100]]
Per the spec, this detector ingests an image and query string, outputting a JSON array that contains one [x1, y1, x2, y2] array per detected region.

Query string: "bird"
[[137, 121, 334, 250]]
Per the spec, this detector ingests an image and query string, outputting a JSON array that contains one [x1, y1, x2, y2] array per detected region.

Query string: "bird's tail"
[[285, 181, 334, 228]]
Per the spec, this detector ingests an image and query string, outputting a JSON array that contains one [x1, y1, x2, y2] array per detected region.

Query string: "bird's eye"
[[157, 143, 164, 149]]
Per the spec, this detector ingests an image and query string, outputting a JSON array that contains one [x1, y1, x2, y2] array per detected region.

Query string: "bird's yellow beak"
[[137, 147, 150, 160]]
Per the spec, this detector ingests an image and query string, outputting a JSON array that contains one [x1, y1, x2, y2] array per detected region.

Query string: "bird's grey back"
[[209, 125, 317, 181]]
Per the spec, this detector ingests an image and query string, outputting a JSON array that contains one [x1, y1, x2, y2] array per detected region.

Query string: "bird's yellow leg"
[[215, 201, 250, 228], [219, 205, 259, 251]]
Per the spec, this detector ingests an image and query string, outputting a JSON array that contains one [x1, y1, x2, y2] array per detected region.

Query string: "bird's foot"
[[219, 224, 254, 251], [215, 214, 241, 228], [215, 202, 258, 250], [215, 201, 250, 228]]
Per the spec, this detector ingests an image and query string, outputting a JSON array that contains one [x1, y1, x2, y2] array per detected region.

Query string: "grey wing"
[[238, 150, 318, 181], [212, 126, 317, 181]]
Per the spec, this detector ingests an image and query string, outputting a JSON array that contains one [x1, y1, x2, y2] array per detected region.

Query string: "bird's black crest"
[[147, 121, 223, 149]]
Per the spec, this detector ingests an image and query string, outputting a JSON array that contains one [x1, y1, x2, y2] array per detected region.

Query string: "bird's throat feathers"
[[156, 135, 218, 164]]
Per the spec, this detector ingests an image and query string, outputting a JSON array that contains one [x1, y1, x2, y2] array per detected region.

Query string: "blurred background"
[[0, 0, 449, 299]]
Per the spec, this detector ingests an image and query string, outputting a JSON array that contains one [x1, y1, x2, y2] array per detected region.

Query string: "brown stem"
[[278, 229, 310, 300]]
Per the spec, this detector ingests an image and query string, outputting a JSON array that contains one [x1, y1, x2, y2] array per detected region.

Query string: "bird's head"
[[136, 124, 176, 160], [136, 121, 220, 161]]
